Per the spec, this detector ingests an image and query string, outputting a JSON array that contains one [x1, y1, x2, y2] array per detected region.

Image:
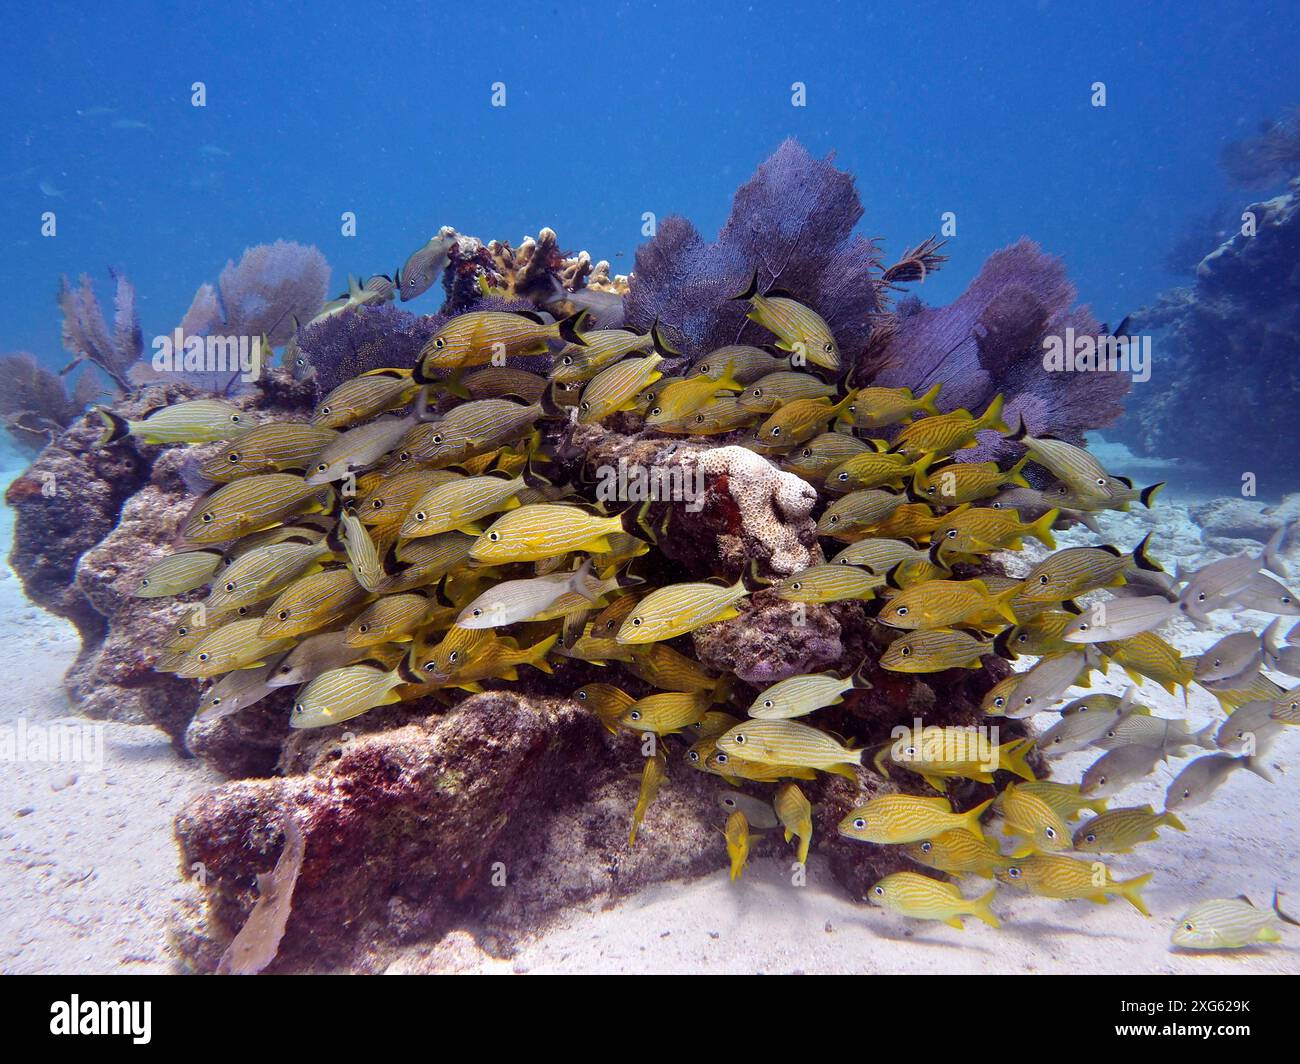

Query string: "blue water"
[[2, 1, 1297, 361]]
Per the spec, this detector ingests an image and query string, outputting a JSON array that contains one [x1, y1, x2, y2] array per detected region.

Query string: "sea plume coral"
[[869, 240, 1130, 451], [216, 241, 330, 346], [57, 269, 143, 391], [0, 353, 101, 450], [624, 139, 887, 359]]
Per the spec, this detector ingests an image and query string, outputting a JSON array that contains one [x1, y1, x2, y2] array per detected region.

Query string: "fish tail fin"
[[971, 885, 1001, 928], [649, 318, 680, 358], [93, 406, 129, 447], [961, 797, 996, 834], [990, 584, 1021, 626], [1244, 756, 1274, 783], [992, 628, 1017, 661], [527, 634, 559, 673], [1007, 415, 1028, 443], [1029, 509, 1059, 549], [1000, 737, 1038, 783], [1132, 531, 1162, 572], [1007, 454, 1031, 488], [978, 393, 1008, 433], [1118, 871, 1153, 916], [917, 381, 942, 416], [1140, 482, 1165, 508], [740, 558, 769, 594], [730, 268, 760, 302], [715, 361, 744, 395], [1161, 811, 1188, 833], [556, 309, 590, 347]]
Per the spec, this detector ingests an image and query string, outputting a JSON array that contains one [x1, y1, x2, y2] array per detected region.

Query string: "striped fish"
[[716, 718, 861, 773], [748, 672, 856, 720], [889, 395, 1008, 457], [471, 504, 627, 564], [1072, 805, 1186, 854], [415, 309, 587, 378], [731, 271, 840, 371], [1172, 894, 1298, 950], [196, 662, 280, 720], [356, 469, 462, 536], [880, 629, 989, 673], [883, 730, 1035, 791], [266, 631, 405, 687], [374, 533, 476, 593], [829, 538, 941, 574], [877, 578, 1020, 632], [457, 560, 604, 629], [573, 682, 635, 733], [869, 872, 1000, 929], [344, 591, 438, 646], [736, 371, 837, 414], [257, 568, 370, 639], [1018, 536, 1159, 603], [838, 794, 993, 844], [577, 353, 664, 423], [999, 784, 1073, 854], [550, 326, 661, 384], [774, 782, 813, 864], [623, 643, 727, 697], [387, 400, 547, 470], [903, 829, 1013, 879], [657, 396, 757, 436], [400, 473, 527, 538], [174, 618, 297, 679], [645, 363, 744, 425], [199, 423, 339, 481], [754, 394, 853, 450], [816, 488, 908, 538], [994, 780, 1107, 821], [629, 750, 668, 846], [912, 454, 1030, 505], [1098, 631, 1194, 696], [996, 854, 1152, 915], [460, 366, 549, 402], [724, 810, 751, 881], [290, 660, 416, 729], [704, 749, 816, 782], [95, 398, 249, 446], [771, 564, 882, 604], [781, 432, 873, 481], [306, 412, 419, 485], [1092, 714, 1215, 756], [204, 537, 333, 616], [843, 383, 943, 429], [311, 370, 421, 429], [181, 474, 336, 545], [615, 575, 748, 644], [932, 505, 1057, 559], [689, 346, 787, 385], [996, 609, 1080, 659], [133, 549, 225, 598], [825, 450, 919, 493], [620, 691, 712, 735], [1007, 419, 1115, 501]]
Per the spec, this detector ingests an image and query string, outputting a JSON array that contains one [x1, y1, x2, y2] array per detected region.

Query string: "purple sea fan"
[[217, 241, 330, 346], [297, 304, 446, 396], [624, 139, 885, 359], [871, 239, 1129, 451], [57, 270, 143, 392]]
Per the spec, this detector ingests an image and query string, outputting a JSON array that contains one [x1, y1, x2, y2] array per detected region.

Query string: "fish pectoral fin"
[[944, 917, 965, 929]]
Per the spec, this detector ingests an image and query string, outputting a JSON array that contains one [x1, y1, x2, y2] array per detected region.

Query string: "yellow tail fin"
[[978, 393, 1009, 433], [961, 796, 996, 834], [1118, 871, 1153, 916], [970, 884, 1001, 928], [917, 381, 943, 416]]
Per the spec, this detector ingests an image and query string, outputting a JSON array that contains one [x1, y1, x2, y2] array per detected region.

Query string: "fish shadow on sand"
[[845, 913, 1000, 955], [995, 916, 1133, 944]]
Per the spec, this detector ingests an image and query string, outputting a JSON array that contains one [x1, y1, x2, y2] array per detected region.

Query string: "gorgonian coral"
[[0, 353, 101, 450], [57, 269, 142, 392], [216, 241, 330, 346]]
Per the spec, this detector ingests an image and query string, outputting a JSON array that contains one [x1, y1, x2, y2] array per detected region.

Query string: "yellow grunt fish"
[[731, 271, 840, 370], [996, 854, 1152, 915], [869, 872, 1000, 929], [774, 782, 813, 864], [838, 794, 994, 845]]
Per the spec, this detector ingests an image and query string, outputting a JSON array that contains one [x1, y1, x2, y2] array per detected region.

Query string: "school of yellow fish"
[[109, 270, 1300, 950]]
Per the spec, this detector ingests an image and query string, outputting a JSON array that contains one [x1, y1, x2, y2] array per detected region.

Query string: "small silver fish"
[[1062, 596, 1180, 642], [398, 228, 456, 301], [1164, 753, 1271, 811], [1194, 631, 1263, 683], [1080, 744, 1166, 798]]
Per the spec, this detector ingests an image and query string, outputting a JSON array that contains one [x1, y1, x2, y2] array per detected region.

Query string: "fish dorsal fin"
[[764, 286, 799, 301], [1062, 600, 1083, 614], [1096, 544, 1122, 557], [1113, 475, 1134, 488], [514, 309, 547, 325], [1236, 894, 1256, 907]]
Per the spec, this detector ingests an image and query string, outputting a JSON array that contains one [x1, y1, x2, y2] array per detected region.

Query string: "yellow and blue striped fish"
[[133, 549, 225, 598], [1172, 894, 1299, 950], [577, 353, 664, 423], [838, 794, 993, 844], [471, 504, 627, 564], [312, 369, 421, 429], [174, 617, 297, 679], [747, 672, 856, 720], [774, 782, 813, 864], [770, 564, 883, 604], [257, 568, 370, 639], [199, 422, 339, 481], [731, 271, 840, 371], [415, 309, 588, 378], [615, 575, 748, 644], [716, 718, 861, 774], [182, 474, 335, 544], [290, 659, 418, 729], [95, 398, 249, 446], [869, 872, 1000, 929]]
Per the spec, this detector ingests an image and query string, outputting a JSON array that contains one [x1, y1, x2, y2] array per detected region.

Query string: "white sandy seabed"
[[0, 439, 1297, 975]]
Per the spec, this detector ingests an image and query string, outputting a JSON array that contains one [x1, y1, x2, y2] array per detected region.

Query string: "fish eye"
[[791, 582, 801, 590], [296, 357, 306, 366], [471, 609, 484, 618], [695, 414, 706, 423], [1213, 658, 1222, 667], [488, 532, 500, 542], [202, 513, 214, 523], [853, 818, 866, 830], [896, 606, 908, 616], [734, 734, 746, 744], [1085, 833, 1097, 843], [904, 745, 916, 756], [1017, 634, 1028, 643], [689, 751, 699, 762], [771, 427, 781, 437], [321, 406, 332, 415], [372, 499, 383, 509], [837, 473, 849, 482], [994, 697, 1005, 708], [753, 388, 763, 397], [1099, 776, 1108, 785], [1022, 696, 1034, 706], [650, 407, 661, 416], [197, 652, 209, 662], [723, 797, 735, 807], [316, 463, 327, 472], [177, 626, 188, 636], [294, 703, 304, 714], [228, 453, 240, 463], [141, 578, 150, 587], [278, 610, 289, 620], [823, 342, 834, 353], [801, 449, 812, 457], [230, 414, 242, 424], [945, 529, 957, 538], [224, 581, 236, 592], [434, 338, 445, 349], [449, 651, 459, 663], [576, 691, 588, 700], [211, 697, 221, 706], [398, 451, 411, 461], [1181, 789, 1190, 799], [630, 710, 642, 721], [716, 753, 729, 764], [423, 662, 436, 672], [1095, 477, 1105, 486], [762, 699, 774, 709], [414, 511, 427, 522], [920, 841, 931, 853], [900, 646, 911, 657], [829, 515, 839, 524], [1007, 867, 1021, 879], [1078, 623, 1089, 632], [1044, 827, 1056, 839], [1038, 575, 1049, 584], [580, 402, 590, 411], [358, 624, 370, 633], [431, 434, 443, 444], [1183, 921, 1194, 932], [562, 356, 573, 365], [1197, 592, 1206, 602], [926, 486, 936, 495], [631, 618, 642, 626], [872, 885, 885, 896]]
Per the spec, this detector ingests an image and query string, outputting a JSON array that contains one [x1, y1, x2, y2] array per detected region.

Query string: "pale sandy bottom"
[[0, 491, 218, 975], [1, 454, 1298, 974]]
